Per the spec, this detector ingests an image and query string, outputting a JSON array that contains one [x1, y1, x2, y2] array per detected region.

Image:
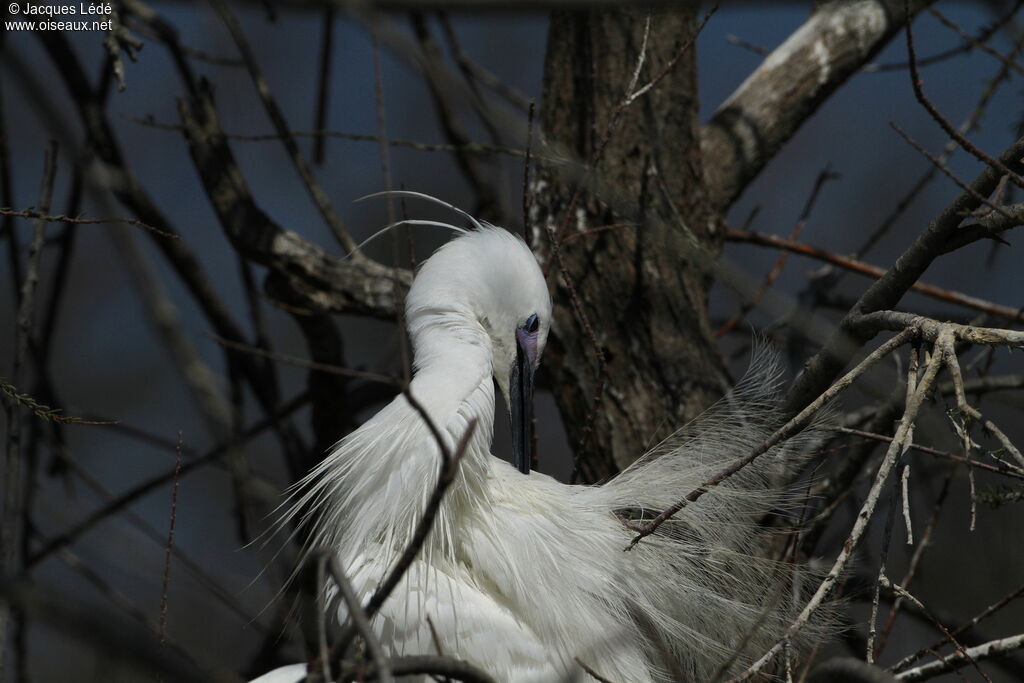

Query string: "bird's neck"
[[409, 312, 497, 476], [298, 312, 498, 568], [385, 317, 497, 559], [410, 314, 496, 434]]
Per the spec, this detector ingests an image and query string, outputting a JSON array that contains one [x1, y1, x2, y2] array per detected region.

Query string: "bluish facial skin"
[[510, 313, 539, 474]]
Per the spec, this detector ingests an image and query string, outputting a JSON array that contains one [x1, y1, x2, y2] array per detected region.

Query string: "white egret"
[[254, 194, 819, 682]]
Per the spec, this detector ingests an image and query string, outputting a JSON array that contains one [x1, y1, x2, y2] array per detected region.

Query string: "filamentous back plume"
[[253, 196, 827, 683]]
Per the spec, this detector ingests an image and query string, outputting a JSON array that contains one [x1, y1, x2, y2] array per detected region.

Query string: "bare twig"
[[928, 7, 1024, 77], [724, 33, 768, 57], [0, 379, 116, 425], [410, 12, 500, 219], [875, 465, 955, 658], [39, 28, 311, 478], [53, 546, 201, 669], [905, 5, 1024, 191], [625, 4, 716, 104], [783, 131, 1024, 414], [328, 555, 392, 683], [630, 327, 917, 549], [824, 426, 1024, 481], [900, 464, 913, 543], [939, 335, 1024, 470], [0, 582, 216, 682], [852, 28, 1024, 266], [735, 329, 949, 680], [574, 656, 614, 683], [716, 166, 837, 338], [25, 393, 307, 567], [158, 431, 183, 643], [883, 577, 990, 682], [314, 555, 333, 683], [330, 655, 495, 683], [176, 79, 412, 319], [889, 122, 1014, 222], [369, 29, 412, 384], [102, 4, 142, 91], [0, 207, 176, 238], [50, 436, 267, 630], [894, 633, 1023, 681], [1, 141, 58, 677], [726, 227, 1024, 324], [330, 399, 478, 659], [436, 13, 532, 112], [208, 334, 399, 386], [867, 347, 919, 663], [208, 0, 357, 253], [125, 116, 526, 157], [864, 0, 1023, 72], [892, 582, 1024, 673], [313, 7, 336, 165], [854, 311, 1024, 348], [433, 11, 506, 149], [0, 63, 19, 295], [522, 99, 535, 247], [113, 225, 238, 442], [947, 202, 1024, 252]]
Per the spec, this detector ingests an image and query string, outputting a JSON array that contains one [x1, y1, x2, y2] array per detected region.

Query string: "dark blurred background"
[[2, 1, 1023, 681]]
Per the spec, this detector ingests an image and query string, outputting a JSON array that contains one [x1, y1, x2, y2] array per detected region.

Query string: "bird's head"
[[405, 225, 552, 474]]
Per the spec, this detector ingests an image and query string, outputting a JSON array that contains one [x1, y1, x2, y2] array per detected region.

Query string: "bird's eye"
[[525, 313, 540, 333]]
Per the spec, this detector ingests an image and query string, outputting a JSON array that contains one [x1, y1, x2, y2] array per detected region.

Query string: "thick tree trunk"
[[535, 8, 729, 482]]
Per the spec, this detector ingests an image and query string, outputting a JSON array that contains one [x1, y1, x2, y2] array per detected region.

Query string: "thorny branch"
[[0, 206, 176, 238], [0, 379, 116, 426]]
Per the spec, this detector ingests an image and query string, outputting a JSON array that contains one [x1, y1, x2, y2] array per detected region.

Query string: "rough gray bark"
[[534, 8, 729, 481], [533, 2, 932, 481]]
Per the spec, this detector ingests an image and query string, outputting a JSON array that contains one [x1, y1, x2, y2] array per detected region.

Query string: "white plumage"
[[257, 203, 819, 682]]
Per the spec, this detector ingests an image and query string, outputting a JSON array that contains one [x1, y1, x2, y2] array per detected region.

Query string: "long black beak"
[[510, 339, 535, 475]]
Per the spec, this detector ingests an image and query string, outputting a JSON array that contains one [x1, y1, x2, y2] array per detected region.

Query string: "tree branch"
[[726, 226, 1024, 323], [895, 633, 1024, 681], [702, 0, 932, 211], [783, 132, 1024, 415], [176, 79, 411, 319]]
